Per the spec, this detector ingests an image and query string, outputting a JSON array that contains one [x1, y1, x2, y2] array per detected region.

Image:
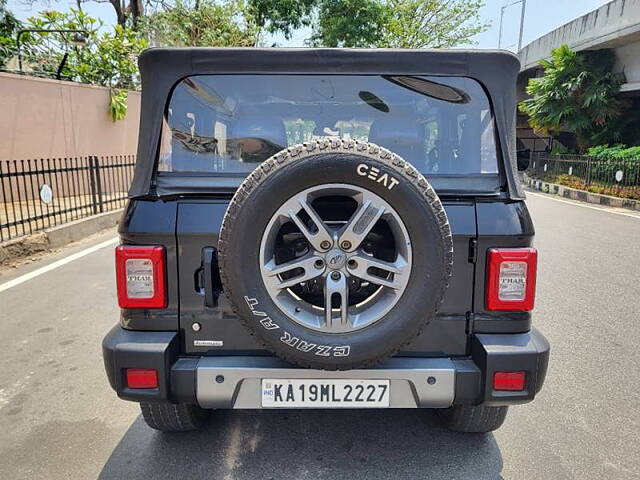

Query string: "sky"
[[7, 0, 613, 52]]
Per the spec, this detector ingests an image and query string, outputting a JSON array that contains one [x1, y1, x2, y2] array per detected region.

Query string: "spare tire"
[[219, 138, 453, 370]]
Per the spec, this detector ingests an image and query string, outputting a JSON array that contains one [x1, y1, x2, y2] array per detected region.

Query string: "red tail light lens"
[[493, 371, 526, 391], [115, 245, 167, 309], [486, 248, 537, 311], [126, 368, 158, 389]]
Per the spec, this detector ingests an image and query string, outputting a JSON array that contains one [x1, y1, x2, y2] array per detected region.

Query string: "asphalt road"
[[0, 191, 639, 480]]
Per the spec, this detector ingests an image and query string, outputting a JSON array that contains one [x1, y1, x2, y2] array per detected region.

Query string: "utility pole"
[[498, 0, 527, 51], [498, 5, 506, 48], [517, 0, 527, 51]]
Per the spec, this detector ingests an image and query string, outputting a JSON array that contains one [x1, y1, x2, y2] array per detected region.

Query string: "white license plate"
[[261, 379, 390, 408]]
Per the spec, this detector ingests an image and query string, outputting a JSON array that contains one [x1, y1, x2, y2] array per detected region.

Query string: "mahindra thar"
[[103, 48, 550, 433]]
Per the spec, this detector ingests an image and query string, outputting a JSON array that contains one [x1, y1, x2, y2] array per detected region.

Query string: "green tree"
[[142, 0, 259, 47], [309, 0, 389, 47], [380, 0, 488, 48], [519, 45, 627, 152], [249, 0, 316, 39], [0, 0, 22, 67], [20, 9, 147, 120], [250, 0, 487, 48]]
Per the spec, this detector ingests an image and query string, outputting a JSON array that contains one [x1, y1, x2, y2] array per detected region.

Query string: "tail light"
[[486, 248, 537, 311], [115, 245, 167, 309], [493, 371, 526, 391], [126, 368, 158, 389]]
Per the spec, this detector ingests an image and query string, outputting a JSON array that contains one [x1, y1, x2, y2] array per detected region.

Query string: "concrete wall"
[[614, 39, 640, 91], [0, 73, 140, 161], [519, 0, 640, 73]]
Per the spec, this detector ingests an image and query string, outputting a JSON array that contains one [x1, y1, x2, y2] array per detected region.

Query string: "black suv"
[[103, 48, 549, 433]]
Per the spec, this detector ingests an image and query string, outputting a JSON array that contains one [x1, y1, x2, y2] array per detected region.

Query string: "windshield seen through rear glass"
[[159, 74, 499, 176]]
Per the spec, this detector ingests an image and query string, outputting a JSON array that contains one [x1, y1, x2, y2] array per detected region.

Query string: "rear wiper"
[[384, 76, 469, 104]]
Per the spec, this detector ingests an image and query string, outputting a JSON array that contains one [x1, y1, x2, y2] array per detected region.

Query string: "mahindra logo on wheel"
[[356, 163, 399, 190], [327, 250, 346, 269]]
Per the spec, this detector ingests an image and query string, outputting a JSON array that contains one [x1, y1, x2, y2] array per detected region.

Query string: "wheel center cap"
[[325, 249, 346, 270]]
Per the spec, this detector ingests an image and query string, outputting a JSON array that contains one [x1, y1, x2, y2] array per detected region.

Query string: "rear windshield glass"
[[159, 75, 498, 175]]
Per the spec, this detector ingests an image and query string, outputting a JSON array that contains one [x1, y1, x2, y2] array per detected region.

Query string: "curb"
[[523, 174, 640, 212], [0, 209, 122, 265]]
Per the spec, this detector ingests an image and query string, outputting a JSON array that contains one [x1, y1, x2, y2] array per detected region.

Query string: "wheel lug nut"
[[320, 240, 331, 250], [314, 259, 324, 269], [330, 271, 341, 280], [347, 259, 357, 269], [340, 240, 352, 250]]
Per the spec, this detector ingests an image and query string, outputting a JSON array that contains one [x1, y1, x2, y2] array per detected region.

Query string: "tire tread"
[[140, 402, 210, 432], [440, 405, 508, 433]]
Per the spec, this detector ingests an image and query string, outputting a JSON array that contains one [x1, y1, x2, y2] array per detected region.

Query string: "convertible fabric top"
[[129, 47, 524, 199]]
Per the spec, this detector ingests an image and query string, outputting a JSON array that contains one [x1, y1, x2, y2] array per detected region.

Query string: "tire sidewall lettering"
[[356, 162, 400, 190], [244, 296, 351, 358]]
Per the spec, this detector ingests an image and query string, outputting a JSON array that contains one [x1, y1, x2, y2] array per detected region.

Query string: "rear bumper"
[[102, 326, 549, 408]]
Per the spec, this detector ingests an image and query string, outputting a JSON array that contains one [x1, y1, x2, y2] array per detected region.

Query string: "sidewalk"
[[0, 209, 122, 265], [1, 192, 126, 237], [523, 174, 640, 212]]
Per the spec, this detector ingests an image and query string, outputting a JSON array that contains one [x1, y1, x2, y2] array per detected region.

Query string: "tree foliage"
[[20, 0, 146, 27], [250, 0, 488, 48], [249, 0, 315, 39], [22, 9, 147, 87], [309, 0, 389, 47], [380, 0, 488, 48], [142, 0, 259, 47], [17, 9, 147, 120], [519, 45, 627, 152], [0, 0, 22, 67]]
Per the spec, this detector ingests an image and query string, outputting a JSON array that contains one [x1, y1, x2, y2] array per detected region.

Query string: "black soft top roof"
[[129, 47, 523, 199]]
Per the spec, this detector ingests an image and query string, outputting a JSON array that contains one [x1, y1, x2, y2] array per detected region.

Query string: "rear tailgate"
[[177, 199, 477, 357]]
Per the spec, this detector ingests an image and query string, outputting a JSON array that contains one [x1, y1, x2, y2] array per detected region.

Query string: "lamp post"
[[16, 29, 87, 78], [517, 0, 527, 51], [498, 0, 527, 51]]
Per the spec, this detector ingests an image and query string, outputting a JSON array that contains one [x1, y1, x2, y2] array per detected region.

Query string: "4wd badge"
[[356, 164, 399, 190]]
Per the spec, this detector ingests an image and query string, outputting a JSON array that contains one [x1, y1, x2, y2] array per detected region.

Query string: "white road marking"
[[0, 237, 118, 293], [526, 191, 640, 219]]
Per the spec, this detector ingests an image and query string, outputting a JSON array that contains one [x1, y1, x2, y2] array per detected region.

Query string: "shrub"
[[519, 45, 627, 152], [586, 144, 640, 162]]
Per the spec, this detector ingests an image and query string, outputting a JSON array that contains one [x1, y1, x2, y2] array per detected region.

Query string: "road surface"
[[0, 191, 638, 479]]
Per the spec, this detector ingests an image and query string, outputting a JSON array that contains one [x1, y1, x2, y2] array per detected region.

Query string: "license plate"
[[261, 379, 390, 408]]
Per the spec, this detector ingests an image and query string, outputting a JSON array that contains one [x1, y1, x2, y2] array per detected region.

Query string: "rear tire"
[[439, 405, 508, 433], [140, 402, 210, 432]]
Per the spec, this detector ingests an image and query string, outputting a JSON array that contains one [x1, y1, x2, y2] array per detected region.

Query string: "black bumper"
[[102, 326, 549, 407]]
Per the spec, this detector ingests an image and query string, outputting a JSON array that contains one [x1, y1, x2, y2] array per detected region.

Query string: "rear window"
[[159, 74, 498, 176]]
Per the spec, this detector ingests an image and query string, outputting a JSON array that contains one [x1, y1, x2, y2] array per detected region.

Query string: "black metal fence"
[[0, 155, 135, 242], [527, 153, 640, 200]]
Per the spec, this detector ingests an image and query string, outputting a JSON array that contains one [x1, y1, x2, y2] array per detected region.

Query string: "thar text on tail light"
[[486, 248, 537, 311], [115, 245, 167, 309]]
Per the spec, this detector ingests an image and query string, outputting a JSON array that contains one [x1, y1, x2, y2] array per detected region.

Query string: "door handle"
[[201, 247, 222, 307]]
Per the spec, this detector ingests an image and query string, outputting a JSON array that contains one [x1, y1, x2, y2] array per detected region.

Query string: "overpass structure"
[[516, 0, 640, 151]]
